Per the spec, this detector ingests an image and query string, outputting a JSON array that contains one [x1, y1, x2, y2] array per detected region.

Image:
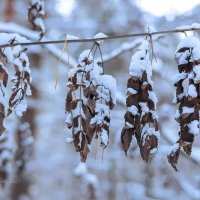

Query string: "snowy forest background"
[[0, 0, 200, 200]]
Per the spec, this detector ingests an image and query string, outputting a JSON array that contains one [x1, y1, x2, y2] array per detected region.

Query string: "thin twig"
[[0, 27, 200, 48]]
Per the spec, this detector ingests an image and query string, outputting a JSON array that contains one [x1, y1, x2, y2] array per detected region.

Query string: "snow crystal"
[[95, 103, 109, 114], [176, 36, 200, 62], [100, 128, 109, 146], [177, 92, 186, 101], [151, 111, 158, 120], [3, 48, 13, 63], [126, 122, 134, 128], [96, 86, 110, 102], [150, 148, 157, 154], [193, 64, 200, 82], [128, 105, 138, 116], [65, 112, 72, 125], [0, 33, 29, 45], [191, 23, 200, 29], [93, 32, 108, 44], [147, 26, 157, 34], [127, 88, 137, 94], [176, 50, 191, 65], [72, 101, 87, 119], [176, 23, 200, 30], [26, 84, 32, 96], [12, 44, 22, 54], [148, 91, 158, 105], [99, 74, 117, 105], [13, 58, 23, 71], [188, 72, 194, 79], [188, 120, 199, 135], [90, 103, 110, 125], [34, 18, 45, 33], [139, 102, 149, 113], [66, 34, 79, 40], [142, 124, 160, 138], [174, 72, 187, 83], [66, 137, 74, 143], [182, 106, 194, 114], [68, 68, 77, 77], [129, 55, 148, 78], [129, 40, 153, 87], [187, 84, 197, 98], [141, 124, 160, 146], [138, 40, 149, 51], [78, 49, 93, 67], [89, 66, 101, 84], [15, 100, 27, 117]]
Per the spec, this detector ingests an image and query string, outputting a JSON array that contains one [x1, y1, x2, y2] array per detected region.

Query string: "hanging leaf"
[[168, 36, 200, 171], [7, 45, 32, 117], [121, 40, 160, 161], [66, 49, 94, 162], [28, 0, 45, 40]]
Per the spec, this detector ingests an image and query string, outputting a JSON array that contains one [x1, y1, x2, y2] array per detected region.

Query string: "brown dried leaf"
[[121, 127, 133, 156]]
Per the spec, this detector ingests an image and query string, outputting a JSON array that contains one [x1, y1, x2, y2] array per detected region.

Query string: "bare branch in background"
[[28, 0, 45, 40]]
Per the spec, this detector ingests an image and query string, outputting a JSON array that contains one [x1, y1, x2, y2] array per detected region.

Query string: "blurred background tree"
[[0, 0, 200, 200]]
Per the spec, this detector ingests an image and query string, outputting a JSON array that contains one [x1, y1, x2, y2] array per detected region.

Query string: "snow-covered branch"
[[0, 22, 77, 67]]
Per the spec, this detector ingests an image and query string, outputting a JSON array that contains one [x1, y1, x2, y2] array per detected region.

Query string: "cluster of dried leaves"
[[66, 45, 116, 162], [121, 40, 160, 162], [8, 46, 32, 116], [168, 37, 200, 171], [0, 36, 32, 135], [89, 73, 115, 149], [28, 0, 45, 40]]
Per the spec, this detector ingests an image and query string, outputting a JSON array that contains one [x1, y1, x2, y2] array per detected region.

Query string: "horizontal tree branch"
[[0, 23, 151, 66], [0, 27, 200, 48], [0, 22, 77, 67], [103, 35, 161, 63]]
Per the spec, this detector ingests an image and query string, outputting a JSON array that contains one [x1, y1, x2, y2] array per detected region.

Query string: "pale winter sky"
[[56, 0, 200, 18]]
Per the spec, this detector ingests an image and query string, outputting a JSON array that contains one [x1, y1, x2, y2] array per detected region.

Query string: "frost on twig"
[[121, 40, 160, 161], [28, 0, 45, 40], [168, 36, 200, 171]]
